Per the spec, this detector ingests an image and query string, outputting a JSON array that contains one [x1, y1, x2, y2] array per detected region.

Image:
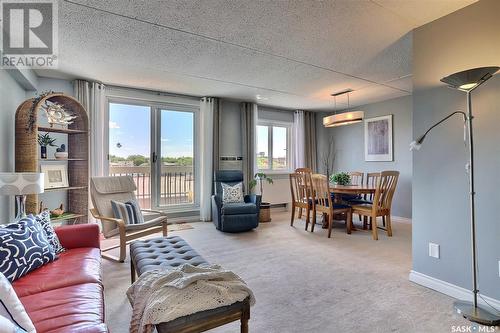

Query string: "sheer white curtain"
[[199, 97, 215, 221], [293, 110, 306, 169], [73, 80, 106, 177]]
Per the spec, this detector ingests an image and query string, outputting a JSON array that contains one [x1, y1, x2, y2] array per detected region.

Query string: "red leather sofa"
[[12, 224, 108, 333]]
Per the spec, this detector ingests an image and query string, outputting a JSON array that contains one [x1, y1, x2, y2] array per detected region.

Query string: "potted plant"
[[37, 133, 57, 159], [249, 172, 274, 222], [331, 172, 351, 185]]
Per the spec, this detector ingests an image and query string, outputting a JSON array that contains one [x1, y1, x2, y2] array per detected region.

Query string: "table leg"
[[130, 259, 136, 283]]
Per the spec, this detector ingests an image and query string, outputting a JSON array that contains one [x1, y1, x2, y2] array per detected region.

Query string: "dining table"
[[321, 184, 379, 230], [329, 184, 377, 195]]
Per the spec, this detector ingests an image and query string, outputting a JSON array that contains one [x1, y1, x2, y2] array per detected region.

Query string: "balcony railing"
[[109, 165, 194, 208]]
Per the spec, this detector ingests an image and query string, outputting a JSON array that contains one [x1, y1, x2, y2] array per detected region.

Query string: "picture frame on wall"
[[40, 164, 69, 189], [364, 115, 393, 162]]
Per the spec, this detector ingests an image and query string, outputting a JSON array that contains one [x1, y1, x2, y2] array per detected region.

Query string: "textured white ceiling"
[[36, 0, 476, 110]]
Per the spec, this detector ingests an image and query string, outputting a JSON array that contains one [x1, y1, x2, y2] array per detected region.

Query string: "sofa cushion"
[[20, 283, 105, 333], [13, 248, 101, 297], [0, 273, 35, 333], [0, 215, 56, 282], [35, 211, 65, 254], [221, 202, 257, 215]]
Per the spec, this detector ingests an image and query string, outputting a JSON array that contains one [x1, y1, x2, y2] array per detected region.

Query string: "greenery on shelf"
[[331, 172, 351, 186], [249, 172, 274, 197], [28, 90, 56, 132], [37, 133, 57, 147]]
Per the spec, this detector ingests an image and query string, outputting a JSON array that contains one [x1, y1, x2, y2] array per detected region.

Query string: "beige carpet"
[[103, 211, 471, 332]]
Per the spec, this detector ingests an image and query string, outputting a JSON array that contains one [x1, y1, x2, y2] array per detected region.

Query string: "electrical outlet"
[[429, 243, 440, 259]]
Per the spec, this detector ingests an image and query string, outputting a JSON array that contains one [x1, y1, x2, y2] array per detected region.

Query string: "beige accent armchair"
[[90, 176, 168, 262]]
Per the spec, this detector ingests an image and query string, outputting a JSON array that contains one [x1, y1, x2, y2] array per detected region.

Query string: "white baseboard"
[[409, 270, 500, 310], [392, 215, 412, 224]]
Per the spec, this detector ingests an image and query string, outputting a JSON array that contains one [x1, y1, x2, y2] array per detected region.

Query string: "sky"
[[109, 103, 194, 158], [256, 125, 287, 158]]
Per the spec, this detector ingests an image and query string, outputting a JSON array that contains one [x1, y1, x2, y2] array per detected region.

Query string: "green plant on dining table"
[[331, 172, 351, 186]]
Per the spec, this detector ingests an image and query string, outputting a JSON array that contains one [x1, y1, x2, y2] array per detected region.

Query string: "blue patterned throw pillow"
[[0, 215, 57, 282], [111, 200, 144, 225], [35, 210, 65, 254]]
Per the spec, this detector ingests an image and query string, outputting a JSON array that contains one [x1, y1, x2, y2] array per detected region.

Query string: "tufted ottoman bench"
[[130, 236, 251, 333]]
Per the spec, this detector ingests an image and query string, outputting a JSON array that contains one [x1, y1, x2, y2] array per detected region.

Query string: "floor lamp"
[[411, 66, 500, 326]]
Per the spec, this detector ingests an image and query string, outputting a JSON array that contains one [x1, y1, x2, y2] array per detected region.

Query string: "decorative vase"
[[259, 202, 272, 222], [54, 151, 68, 160], [40, 146, 47, 159]]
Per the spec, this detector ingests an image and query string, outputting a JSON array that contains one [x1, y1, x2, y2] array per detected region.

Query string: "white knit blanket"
[[126, 264, 256, 333]]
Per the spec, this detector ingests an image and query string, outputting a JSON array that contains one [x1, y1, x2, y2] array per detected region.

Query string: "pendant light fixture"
[[323, 89, 364, 127]]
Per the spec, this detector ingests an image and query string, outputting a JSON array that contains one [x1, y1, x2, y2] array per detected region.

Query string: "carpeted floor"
[[102, 210, 470, 332]]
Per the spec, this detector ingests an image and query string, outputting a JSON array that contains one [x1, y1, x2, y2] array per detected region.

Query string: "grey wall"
[[0, 71, 28, 223], [219, 100, 241, 157], [318, 95, 413, 218], [412, 0, 500, 300]]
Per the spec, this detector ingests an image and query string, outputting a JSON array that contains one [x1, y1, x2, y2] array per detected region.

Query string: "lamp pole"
[[412, 66, 500, 326], [465, 90, 478, 309]]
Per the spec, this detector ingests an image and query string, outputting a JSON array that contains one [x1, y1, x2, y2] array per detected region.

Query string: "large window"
[[108, 100, 198, 211], [256, 122, 291, 171]]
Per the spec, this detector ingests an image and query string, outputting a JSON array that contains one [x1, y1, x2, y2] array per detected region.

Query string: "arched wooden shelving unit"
[[15, 93, 89, 224]]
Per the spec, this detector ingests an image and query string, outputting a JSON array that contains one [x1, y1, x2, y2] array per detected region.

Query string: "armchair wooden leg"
[[162, 222, 168, 237], [371, 214, 378, 240], [363, 216, 368, 230], [119, 227, 127, 263], [386, 214, 393, 237], [290, 205, 296, 226]]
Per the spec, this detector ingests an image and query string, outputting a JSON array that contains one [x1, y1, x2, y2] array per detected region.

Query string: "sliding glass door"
[[155, 108, 196, 208], [108, 100, 198, 212], [108, 102, 152, 208]]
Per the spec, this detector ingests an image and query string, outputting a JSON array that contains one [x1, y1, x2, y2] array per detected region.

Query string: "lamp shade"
[[0, 173, 44, 195], [441, 66, 499, 91], [323, 111, 364, 128]]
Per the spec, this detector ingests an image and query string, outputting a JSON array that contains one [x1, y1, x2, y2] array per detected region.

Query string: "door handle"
[[152, 152, 157, 163]]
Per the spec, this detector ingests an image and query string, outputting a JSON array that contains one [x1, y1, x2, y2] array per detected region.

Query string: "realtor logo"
[[1, 0, 58, 68]]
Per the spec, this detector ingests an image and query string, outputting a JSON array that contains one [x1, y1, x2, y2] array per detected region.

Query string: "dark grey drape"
[[240, 102, 258, 192], [304, 111, 317, 172], [212, 98, 221, 173]]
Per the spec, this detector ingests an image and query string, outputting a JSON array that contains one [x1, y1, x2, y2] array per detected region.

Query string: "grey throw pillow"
[[111, 200, 144, 225], [221, 182, 244, 203]]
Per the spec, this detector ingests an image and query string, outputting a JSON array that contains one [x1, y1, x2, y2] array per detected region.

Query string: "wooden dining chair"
[[366, 172, 384, 228], [294, 167, 313, 219], [311, 174, 352, 238], [365, 172, 381, 202], [347, 171, 364, 222], [351, 171, 399, 240], [349, 171, 364, 186], [289, 172, 314, 230]]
